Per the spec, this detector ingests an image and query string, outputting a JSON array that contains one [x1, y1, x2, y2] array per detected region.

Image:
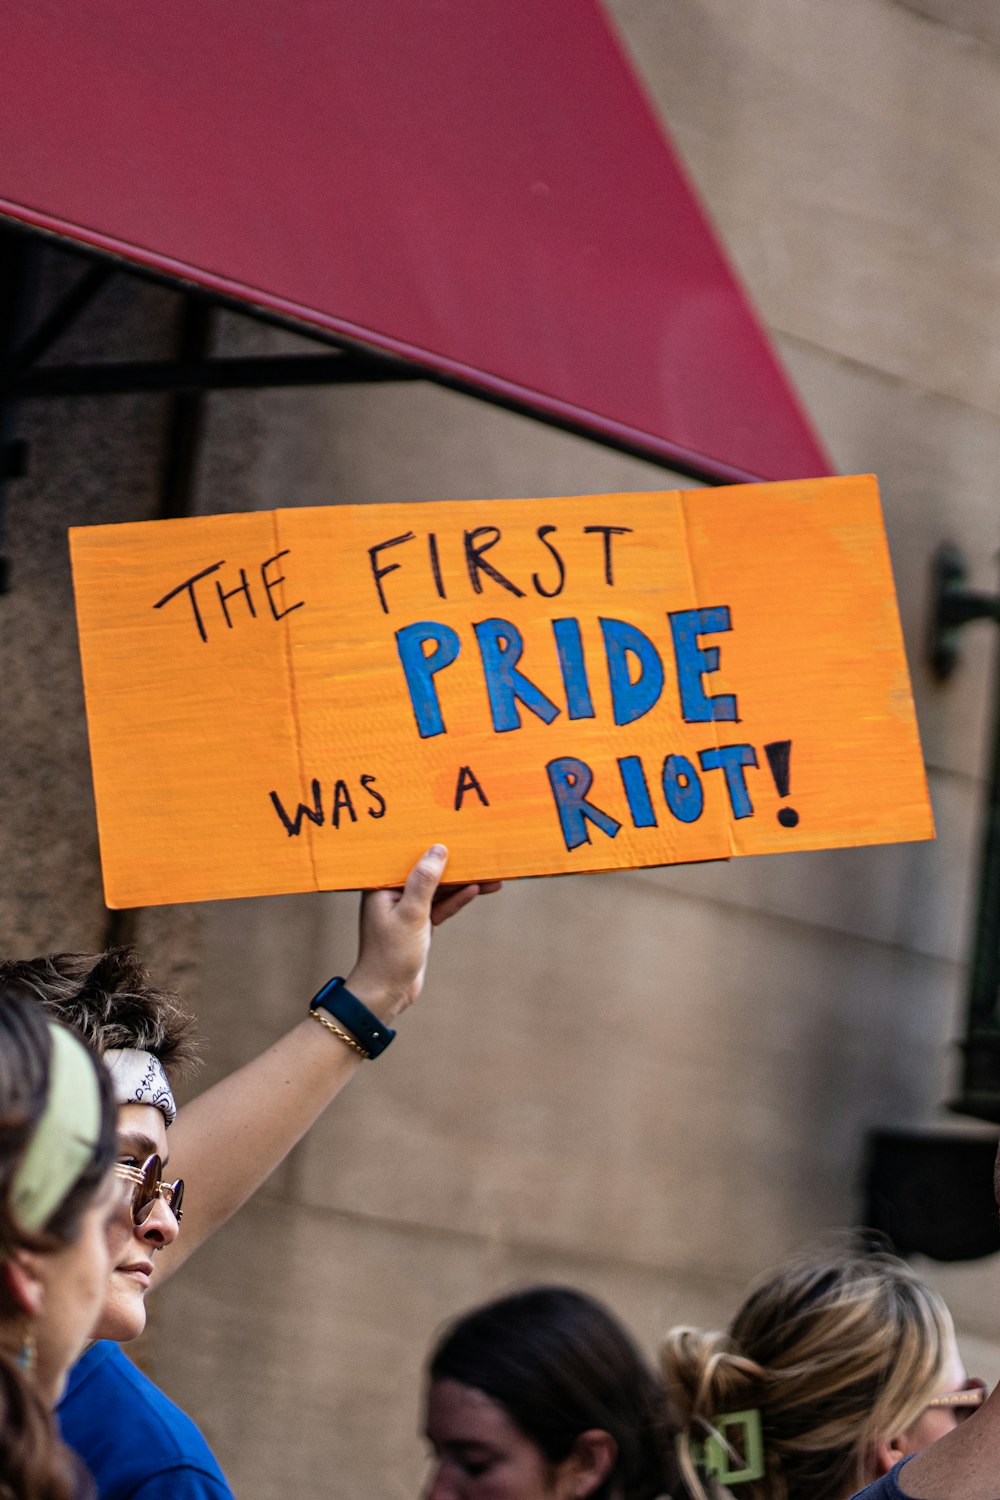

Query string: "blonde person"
[[661, 1250, 983, 1500], [0, 985, 127, 1499]]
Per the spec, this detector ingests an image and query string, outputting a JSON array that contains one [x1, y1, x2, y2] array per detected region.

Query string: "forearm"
[[154, 1002, 368, 1282], [148, 849, 491, 1285]]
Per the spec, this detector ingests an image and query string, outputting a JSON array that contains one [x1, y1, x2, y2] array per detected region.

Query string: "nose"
[[139, 1192, 181, 1248], [423, 1464, 457, 1500]]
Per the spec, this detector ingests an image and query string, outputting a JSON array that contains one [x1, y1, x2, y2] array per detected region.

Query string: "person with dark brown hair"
[[424, 1285, 673, 1499], [0, 984, 125, 1500]]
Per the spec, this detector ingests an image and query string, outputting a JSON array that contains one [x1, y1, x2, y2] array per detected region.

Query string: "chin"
[[94, 1286, 148, 1344], [94, 1310, 147, 1344]]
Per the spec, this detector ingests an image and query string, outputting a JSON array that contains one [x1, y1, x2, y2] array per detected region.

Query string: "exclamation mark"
[[764, 740, 799, 828]]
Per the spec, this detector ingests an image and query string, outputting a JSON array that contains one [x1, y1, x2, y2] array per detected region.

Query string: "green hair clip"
[[681, 1409, 765, 1485]]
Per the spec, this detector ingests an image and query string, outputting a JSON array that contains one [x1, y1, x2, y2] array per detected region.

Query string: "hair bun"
[[660, 1326, 765, 1429], [660, 1329, 770, 1500]]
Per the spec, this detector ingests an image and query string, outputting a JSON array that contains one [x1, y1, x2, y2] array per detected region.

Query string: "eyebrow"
[[428, 1440, 497, 1457], [117, 1131, 170, 1169]]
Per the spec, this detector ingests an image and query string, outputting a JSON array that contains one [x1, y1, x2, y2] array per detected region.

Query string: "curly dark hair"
[[0, 948, 198, 1081]]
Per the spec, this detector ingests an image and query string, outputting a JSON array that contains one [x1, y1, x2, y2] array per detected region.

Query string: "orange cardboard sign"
[[69, 476, 933, 908]]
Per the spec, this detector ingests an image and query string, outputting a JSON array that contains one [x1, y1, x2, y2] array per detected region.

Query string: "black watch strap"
[[310, 977, 396, 1059]]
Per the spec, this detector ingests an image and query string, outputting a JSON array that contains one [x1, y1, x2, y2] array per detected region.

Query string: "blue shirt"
[[57, 1341, 234, 1500], [850, 1460, 916, 1500]]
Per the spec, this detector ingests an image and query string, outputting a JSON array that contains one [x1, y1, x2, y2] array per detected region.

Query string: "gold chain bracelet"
[[308, 1008, 370, 1059]]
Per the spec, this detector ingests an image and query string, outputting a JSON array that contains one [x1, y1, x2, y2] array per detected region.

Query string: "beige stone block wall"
[[0, 264, 202, 977], [3, 0, 1000, 1495]]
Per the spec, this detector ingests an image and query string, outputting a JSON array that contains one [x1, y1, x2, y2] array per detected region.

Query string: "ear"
[[557, 1429, 618, 1499], [873, 1437, 905, 1478], [1, 1253, 45, 1321]]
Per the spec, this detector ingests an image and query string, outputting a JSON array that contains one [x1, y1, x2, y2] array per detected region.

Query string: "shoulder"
[[102, 1472, 234, 1500], [849, 1462, 918, 1500], [58, 1343, 232, 1499]]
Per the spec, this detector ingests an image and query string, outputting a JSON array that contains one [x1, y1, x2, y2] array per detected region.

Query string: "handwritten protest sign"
[[70, 475, 933, 907]]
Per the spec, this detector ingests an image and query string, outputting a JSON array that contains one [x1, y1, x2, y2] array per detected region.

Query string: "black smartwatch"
[[310, 977, 396, 1059]]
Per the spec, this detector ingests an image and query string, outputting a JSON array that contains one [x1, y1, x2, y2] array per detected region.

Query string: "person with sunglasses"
[[661, 1247, 985, 1500], [45, 1011, 227, 1500], [3, 844, 497, 1500]]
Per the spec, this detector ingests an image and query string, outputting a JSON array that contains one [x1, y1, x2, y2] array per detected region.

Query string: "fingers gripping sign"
[[430, 876, 502, 927], [346, 846, 501, 1022]]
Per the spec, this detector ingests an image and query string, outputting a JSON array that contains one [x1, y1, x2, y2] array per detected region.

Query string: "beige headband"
[[10, 1022, 104, 1234]]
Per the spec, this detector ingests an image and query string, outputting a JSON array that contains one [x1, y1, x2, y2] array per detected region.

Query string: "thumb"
[[396, 844, 448, 919]]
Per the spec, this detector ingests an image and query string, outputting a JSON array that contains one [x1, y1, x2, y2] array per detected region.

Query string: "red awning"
[[0, 1, 831, 484]]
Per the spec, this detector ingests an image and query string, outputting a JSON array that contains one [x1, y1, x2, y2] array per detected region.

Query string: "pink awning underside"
[[0, 0, 831, 483]]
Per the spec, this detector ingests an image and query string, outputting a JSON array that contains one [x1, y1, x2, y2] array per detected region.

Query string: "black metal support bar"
[[7, 261, 113, 379], [964, 645, 1000, 1031], [929, 544, 1000, 1120], [0, 220, 730, 483], [5, 351, 423, 399], [0, 229, 40, 593], [955, 628, 1000, 1117], [157, 296, 212, 521]]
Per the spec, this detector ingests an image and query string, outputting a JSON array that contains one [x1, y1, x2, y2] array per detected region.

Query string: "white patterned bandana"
[[104, 1048, 177, 1126]]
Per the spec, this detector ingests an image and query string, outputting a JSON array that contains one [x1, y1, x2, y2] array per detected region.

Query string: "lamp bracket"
[[929, 544, 1000, 681]]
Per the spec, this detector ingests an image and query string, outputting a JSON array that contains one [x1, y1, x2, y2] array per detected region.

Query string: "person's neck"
[[898, 1388, 1000, 1500]]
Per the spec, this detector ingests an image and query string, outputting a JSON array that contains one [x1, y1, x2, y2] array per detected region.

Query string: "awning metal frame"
[[0, 216, 718, 590], [0, 223, 432, 567], [0, 217, 713, 947]]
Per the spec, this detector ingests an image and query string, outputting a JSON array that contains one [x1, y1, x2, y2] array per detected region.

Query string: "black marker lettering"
[[153, 561, 226, 643], [360, 773, 387, 819], [464, 526, 526, 598], [215, 568, 256, 629], [269, 780, 324, 837], [531, 525, 566, 599], [261, 551, 305, 622], [583, 525, 632, 586], [331, 779, 358, 828], [368, 532, 415, 614], [428, 533, 447, 600], [454, 765, 490, 811]]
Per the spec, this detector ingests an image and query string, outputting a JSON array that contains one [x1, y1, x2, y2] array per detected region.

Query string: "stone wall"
[[2, 2, 1000, 1494]]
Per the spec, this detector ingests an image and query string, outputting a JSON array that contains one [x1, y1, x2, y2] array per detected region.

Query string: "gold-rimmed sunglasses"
[[113, 1155, 184, 1227], [925, 1380, 988, 1421]]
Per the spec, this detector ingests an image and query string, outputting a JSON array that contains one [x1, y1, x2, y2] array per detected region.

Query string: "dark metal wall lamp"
[[929, 545, 1000, 680], [929, 544, 1000, 1122], [863, 545, 1000, 1261]]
